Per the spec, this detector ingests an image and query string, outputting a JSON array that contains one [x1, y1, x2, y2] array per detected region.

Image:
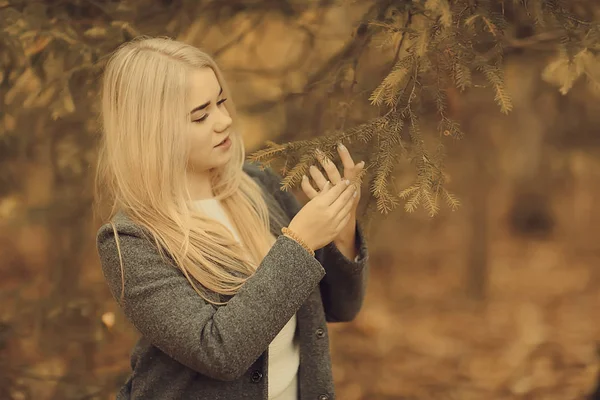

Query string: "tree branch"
[[241, 0, 394, 114]]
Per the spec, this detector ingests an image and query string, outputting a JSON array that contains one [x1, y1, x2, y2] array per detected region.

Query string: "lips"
[[215, 136, 229, 147]]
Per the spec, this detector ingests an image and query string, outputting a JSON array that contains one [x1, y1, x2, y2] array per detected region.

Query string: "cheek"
[[192, 123, 213, 143], [188, 126, 213, 160]]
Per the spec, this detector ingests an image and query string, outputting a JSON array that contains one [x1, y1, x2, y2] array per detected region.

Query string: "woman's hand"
[[300, 143, 365, 233], [287, 179, 357, 252]]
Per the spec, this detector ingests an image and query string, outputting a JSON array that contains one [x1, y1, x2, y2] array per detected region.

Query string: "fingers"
[[330, 181, 356, 212], [322, 179, 350, 205], [303, 144, 364, 200], [336, 143, 356, 175], [333, 191, 356, 231], [315, 149, 342, 185], [352, 161, 366, 182], [317, 145, 365, 186], [301, 174, 321, 199], [309, 165, 328, 190], [336, 190, 356, 220]]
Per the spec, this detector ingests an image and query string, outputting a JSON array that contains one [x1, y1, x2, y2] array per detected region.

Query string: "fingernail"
[[353, 191, 358, 198], [338, 142, 346, 150], [345, 179, 350, 185], [302, 175, 307, 180]]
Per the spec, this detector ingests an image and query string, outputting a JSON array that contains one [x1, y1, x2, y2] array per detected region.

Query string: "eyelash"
[[193, 98, 228, 123]]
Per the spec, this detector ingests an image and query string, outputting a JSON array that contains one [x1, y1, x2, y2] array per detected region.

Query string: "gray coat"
[[96, 162, 370, 400]]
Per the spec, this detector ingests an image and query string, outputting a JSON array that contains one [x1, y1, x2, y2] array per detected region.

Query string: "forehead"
[[187, 67, 221, 106]]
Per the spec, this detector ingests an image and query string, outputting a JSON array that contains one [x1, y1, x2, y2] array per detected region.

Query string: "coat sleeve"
[[315, 222, 369, 322], [96, 220, 325, 382], [258, 165, 370, 323]]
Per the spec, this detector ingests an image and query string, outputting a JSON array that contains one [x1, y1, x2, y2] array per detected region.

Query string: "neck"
[[186, 169, 215, 200]]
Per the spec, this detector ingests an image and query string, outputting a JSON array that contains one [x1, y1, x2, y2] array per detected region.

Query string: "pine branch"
[[370, 27, 414, 107], [371, 127, 402, 213], [443, 189, 460, 211], [403, 190, 421, 213], [454, 62, 473, 91], [247, 140, 287, 164], [279, 152, 315, 191], [355, 118, 382, 143], [247, 0, 596, 217], [480, 63, 513, 114], [399, 184, 420, 199], [421, 183, 440, 217]]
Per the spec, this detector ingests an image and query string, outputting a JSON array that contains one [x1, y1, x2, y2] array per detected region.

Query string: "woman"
[[94, 36, 369, 400]]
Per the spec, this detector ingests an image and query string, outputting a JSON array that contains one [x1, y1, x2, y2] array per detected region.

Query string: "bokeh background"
[[1, 1, 600, 399]]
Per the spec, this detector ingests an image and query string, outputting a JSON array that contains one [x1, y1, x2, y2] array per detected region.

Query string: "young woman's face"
[[186, 67, 233, 173]]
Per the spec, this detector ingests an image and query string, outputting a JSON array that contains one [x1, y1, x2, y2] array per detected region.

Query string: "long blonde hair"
[[94, 36, 283, 305]]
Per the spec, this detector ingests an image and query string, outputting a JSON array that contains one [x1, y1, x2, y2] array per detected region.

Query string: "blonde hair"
[[94, 36, 284, 305]]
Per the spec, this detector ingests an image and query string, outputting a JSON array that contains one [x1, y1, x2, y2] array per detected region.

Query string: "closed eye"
[[192, 98, 227, 123]]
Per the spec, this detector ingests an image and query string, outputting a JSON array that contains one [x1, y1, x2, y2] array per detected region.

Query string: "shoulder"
[[95, 212, 159, 269], [95, 210, 184, 300], [96, 211, 146, 244]]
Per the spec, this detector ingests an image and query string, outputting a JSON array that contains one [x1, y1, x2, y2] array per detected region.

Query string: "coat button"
[[318, 394, 330, 400], [315, 328, 325, 338], [251, 370, 263, 383]]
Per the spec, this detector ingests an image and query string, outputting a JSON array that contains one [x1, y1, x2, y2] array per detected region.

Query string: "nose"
[[213, 106, 232, 133]]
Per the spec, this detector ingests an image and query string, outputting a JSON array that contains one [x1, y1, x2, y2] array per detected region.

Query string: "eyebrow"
[[190, 87, 223, 114]]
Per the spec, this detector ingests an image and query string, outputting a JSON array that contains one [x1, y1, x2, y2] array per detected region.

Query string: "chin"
[[219, 149, 233, 161], [214, 152, 233, 168]]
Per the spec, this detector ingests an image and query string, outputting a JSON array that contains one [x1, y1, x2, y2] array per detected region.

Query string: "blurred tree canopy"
[[0, 0, 599, 221]]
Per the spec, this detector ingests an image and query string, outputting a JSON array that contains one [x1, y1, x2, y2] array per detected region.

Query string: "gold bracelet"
[[281, 227, 315, 257]]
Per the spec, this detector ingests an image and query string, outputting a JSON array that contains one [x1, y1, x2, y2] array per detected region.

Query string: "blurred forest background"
[[1, 0, 600, 399]]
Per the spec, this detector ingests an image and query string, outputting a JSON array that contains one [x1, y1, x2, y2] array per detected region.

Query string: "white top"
[[193, 198, 300, 400]]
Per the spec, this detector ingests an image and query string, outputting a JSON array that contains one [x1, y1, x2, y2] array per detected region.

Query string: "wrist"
[[286, 224, 310, 249], [334, 222, 356, 249], [281, 227, 315, 256]]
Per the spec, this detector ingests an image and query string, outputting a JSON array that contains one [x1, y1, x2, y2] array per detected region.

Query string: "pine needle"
[[454, 63, 472, 91], [369, 82, 387, 106], [404, 190, 421, 213], [443, 189, 461, 211], [247, 140, 287, 163], [422, 186, 440, 217], [399, 184, 420, 199], [480, 64, 513, 114]]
